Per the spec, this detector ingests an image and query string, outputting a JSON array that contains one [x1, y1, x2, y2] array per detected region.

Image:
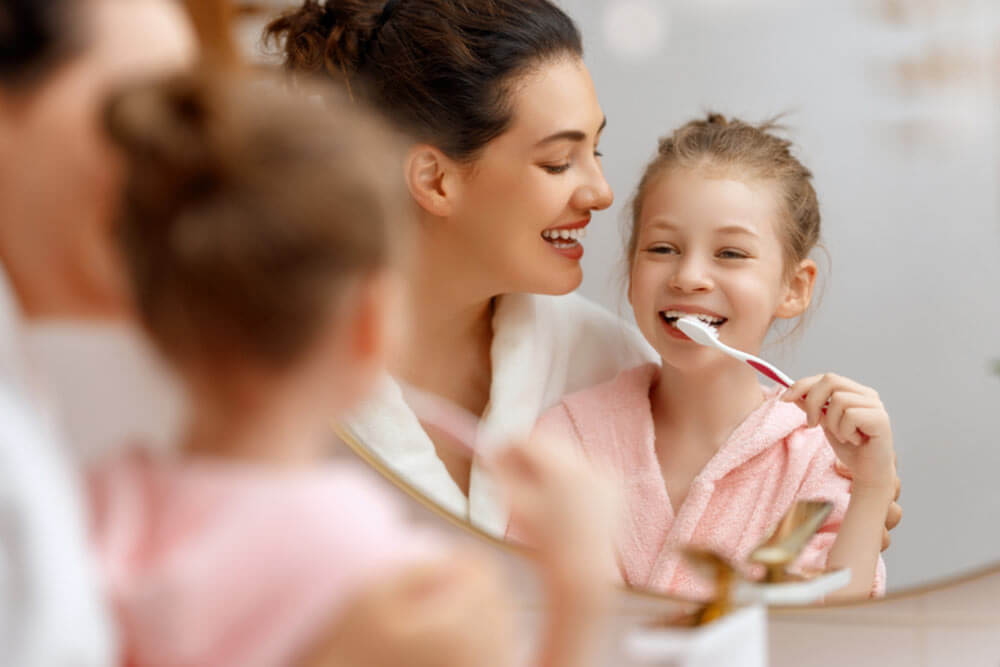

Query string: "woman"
[[265, 0, 900, 544]]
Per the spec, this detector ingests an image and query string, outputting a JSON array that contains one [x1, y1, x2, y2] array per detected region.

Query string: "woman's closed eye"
[[540, 163, 571, 174], [541, 150, 603, 175]]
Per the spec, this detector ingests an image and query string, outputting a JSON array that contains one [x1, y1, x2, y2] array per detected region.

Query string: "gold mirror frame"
[[335, 423, 1000, 612]]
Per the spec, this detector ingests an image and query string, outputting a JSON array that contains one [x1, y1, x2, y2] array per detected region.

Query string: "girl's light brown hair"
[[104, 72, 408, 373], [627, 113, 821, 279]]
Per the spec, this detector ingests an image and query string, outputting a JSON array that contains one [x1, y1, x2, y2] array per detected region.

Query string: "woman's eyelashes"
[[541, 163, 571, 174], [539, 150, 604, 175]]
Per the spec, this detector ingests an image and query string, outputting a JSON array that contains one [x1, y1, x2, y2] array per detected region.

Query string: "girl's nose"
[[669, 256, 713, 293]]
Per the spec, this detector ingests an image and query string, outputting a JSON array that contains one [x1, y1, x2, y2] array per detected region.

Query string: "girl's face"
[[445, 57, 613, 296], [628, 167, 814, 374]]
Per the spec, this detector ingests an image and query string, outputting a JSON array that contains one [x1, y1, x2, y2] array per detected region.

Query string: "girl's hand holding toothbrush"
[[781, 373, 897, 498]]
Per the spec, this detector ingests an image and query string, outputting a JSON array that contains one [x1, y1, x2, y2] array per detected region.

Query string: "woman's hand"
[[782, 373, 896, 500]]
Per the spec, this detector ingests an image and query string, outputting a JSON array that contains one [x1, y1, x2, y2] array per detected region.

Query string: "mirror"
[[245, 0, 1000, 601]]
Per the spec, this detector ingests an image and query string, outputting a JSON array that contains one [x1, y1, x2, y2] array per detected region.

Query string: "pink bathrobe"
[[88, 452, 440, 667], [533, 363, 886, 600]]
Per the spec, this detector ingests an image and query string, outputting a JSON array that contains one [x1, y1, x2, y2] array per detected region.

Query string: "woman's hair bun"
[[265, 0, 382, 79]]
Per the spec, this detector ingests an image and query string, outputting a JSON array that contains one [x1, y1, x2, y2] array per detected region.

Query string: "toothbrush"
[[677, 317, 848, 430], [675, 316, 794, 388]]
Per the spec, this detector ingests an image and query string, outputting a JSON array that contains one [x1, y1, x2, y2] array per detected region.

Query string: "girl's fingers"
[[799, 374, 850, 426], [829, 394, 880, 444], [840, 406, 889, 445], [781, 375, 825, 404], [824, 391, 870, 437], [784, 374, 880, 429]]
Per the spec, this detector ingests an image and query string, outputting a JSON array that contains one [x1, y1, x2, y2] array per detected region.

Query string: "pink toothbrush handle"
[[746, 359, 791, 388], [746, 360, 829, 415]]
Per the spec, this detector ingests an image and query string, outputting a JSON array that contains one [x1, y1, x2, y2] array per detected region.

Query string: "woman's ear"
[[404, 144, 458, 218], [775, 258, 817, 319]]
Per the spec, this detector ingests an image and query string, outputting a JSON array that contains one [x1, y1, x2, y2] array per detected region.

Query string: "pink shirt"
[[88, 452, 440, 667], [533, 363, 886, 600]]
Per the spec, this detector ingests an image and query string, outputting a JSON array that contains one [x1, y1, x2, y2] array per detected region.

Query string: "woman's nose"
[[574, 165, 614, 212]]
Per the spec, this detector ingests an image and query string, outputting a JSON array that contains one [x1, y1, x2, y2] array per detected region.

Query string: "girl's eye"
[[647, 245, 678, 255], [594, 150, 604, 158], [541, 163, 571, 175], [718, 249, 749, 259]]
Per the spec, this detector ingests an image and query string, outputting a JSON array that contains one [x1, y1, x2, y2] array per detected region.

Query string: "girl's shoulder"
[[91, 453, 442, 665], [90, 452, 415, 549]]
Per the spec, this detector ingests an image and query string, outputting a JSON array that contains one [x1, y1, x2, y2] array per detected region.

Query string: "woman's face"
[[445, 57, 613, 296]]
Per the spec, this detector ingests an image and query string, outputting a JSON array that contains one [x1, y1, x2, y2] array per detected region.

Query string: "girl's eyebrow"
[[717, 224, 760, 238], [645, 219, 760, 239], [535, 116, 607, 146]]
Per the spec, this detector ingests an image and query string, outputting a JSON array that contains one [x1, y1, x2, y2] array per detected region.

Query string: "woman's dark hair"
[[264, 0, 583, 160], [104, 72, 408, 372], [0, 0, 81, 89]]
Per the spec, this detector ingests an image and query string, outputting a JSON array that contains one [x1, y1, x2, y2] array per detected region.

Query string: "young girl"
[[533, 114, 895, 601], [89, 71, 620, 666]]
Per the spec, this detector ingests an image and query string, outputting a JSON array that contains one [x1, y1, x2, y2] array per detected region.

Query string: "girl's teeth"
[[662, 310, 726, 328]]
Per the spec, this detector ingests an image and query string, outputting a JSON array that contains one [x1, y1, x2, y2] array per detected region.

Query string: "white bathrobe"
[[24, 320, 187, 465], [0, 266, 117, 667], [344, 292, 657, 536]]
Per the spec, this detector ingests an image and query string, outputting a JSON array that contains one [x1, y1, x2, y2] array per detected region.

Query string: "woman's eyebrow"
[[535, 116, 607, 146]]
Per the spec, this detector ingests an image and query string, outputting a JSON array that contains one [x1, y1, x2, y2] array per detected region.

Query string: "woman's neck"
[[393, 233, 498, 417], [651, 358, 767, 448]]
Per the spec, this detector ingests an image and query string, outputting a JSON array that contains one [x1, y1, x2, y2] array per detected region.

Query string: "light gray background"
[[246, 0, 1000, 591], [561, 0, 1000, 590]]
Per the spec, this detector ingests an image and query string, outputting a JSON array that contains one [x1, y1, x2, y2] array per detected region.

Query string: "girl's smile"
[[659, 306, 728, 340], [629, 168, 804, 371]]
